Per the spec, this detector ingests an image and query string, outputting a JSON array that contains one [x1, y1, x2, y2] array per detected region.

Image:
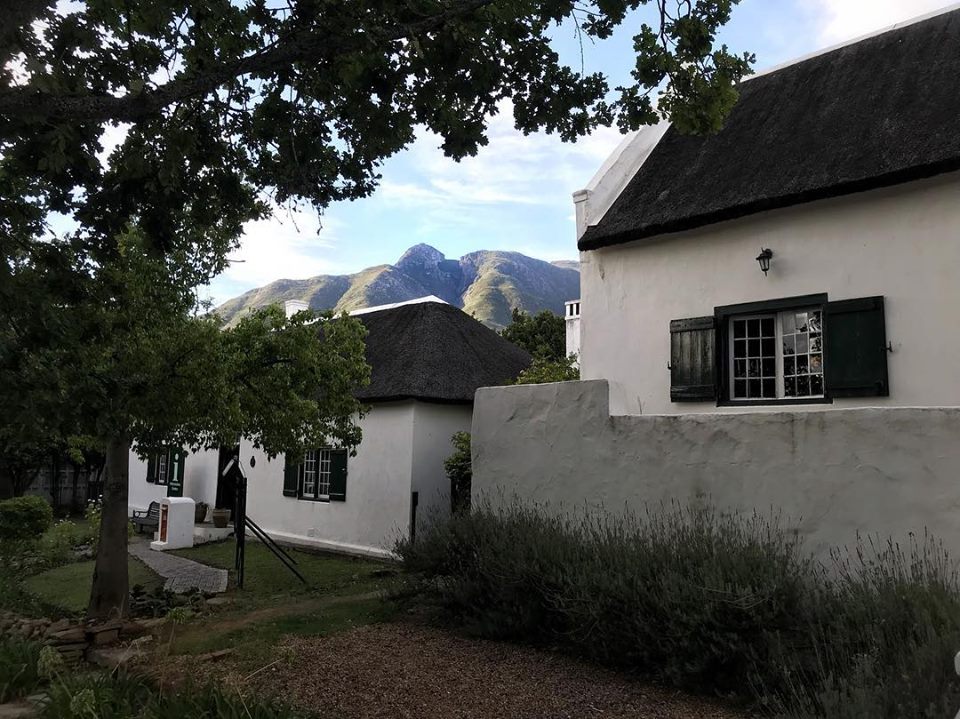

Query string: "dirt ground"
[[173, 621, 752, 719]]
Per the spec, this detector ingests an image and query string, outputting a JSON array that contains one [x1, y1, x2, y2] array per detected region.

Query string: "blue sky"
[[206, 0, 954, 305]]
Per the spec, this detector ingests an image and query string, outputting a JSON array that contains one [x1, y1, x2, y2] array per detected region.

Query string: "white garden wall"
[[579, 171, 960, 415], [471, 380, 960, 560]]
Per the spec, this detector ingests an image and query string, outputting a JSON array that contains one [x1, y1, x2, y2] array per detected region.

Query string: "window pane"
[[784, 356, 795, 376], [762, 378, 776, 398], [810, 334, 822, 352], [734, 321, 746, 339], [797, 376, 810, 396], [783, 335, 795, 355], [795, 312, 808, 332], [785, 377, 797, 398], [734, 359, 746, 378], [735, 339, 746, 357], [796, 334, 808, 354], [811, 375, 823, 395], [749, 379, 762, 398], [797, 355, 808, 374], [760, 318, 775, 337], [748, 359, 760, 378], [809, 312, 822, 333], [748, 339, 760, 356], [734, 380, 747, 398], [762, 358, 775, 377], [782, 313, 796, 334], [761, 338, 775, 356], [748, 319, 760, 337], [810, 354, 823, 373]]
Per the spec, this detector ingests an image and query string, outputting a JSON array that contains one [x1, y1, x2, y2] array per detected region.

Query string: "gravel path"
[[128, 539, 228, 594], [247, 623, 750, 719]]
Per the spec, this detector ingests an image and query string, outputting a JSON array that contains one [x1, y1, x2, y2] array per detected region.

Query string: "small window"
[[728, 308, 824, 402], [156, 453, 169, 485], [299, 449, 332, 501]]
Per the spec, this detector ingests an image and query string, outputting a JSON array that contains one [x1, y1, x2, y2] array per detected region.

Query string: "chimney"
[[284, 300, 309, 318], [564, 300, 581, 365], [572, 189, 591, 240]]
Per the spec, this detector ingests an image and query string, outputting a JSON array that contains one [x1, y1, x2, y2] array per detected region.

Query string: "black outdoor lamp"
[[756, 248, 773, 275]]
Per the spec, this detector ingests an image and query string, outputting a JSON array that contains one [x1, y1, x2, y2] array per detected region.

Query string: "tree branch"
[[0, 0, 499, 123]]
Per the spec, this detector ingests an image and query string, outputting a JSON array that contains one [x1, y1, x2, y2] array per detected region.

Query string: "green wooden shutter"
[[167, 448, 185, 497], [146, 453, 156, 483], [329, 450, 348, 502], [283, 453, 299, 497], [824, 296, 889, 398], [670, 316, 717, 402]]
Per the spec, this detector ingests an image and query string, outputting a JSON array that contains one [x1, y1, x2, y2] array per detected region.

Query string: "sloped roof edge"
[[576, 6, 960, 251]]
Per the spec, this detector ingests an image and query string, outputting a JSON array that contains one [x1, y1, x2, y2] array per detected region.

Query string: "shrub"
[[0, 496, 53, 541], [398, 500, 960, 717], [84, 499, 102, 549], [0, 636, 43, 703], [770, 534, 960, 718], [511, 355, 579, 385], [444, 432, 472, 514], [398, 500, 819, 697], [34, 520, 84, 569]]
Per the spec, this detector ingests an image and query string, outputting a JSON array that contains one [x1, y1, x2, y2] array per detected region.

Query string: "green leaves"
[[500, 308, 567, 361], [2, 1, 753, 243]]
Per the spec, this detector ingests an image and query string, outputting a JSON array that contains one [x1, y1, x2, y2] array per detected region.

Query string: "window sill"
[[717, 397, 834, 408], [296, 496, 331, 503]]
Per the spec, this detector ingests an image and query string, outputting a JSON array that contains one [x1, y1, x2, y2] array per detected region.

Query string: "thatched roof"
[[579, 8, 960, 251], [354, 301, 531, 404]]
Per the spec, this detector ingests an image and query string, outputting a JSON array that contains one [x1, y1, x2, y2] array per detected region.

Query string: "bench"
[[132, 501, 161, 534]]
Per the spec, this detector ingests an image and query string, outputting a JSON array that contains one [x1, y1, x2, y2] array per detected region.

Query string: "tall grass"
[[397, 500, 960, 717], [40, 673, 309, 719], [0, 637, 43, 703]]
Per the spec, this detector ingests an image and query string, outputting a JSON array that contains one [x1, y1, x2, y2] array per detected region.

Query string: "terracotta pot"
[[211, 508, 230, 528]]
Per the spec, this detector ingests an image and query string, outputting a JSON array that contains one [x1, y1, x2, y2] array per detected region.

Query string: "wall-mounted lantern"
[[756, 248, 774, 276]]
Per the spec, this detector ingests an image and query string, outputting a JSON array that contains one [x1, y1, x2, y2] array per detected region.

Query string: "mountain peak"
[[216, 246, 580, 330], [396, 243, 445, 269]]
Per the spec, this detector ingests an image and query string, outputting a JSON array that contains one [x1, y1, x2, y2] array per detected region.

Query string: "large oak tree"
[[0, 0, 751, 619]]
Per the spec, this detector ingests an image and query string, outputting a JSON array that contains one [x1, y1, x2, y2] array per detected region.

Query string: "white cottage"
[[472, 7, 960, 559], [573, 6, 960, 416], [129, 298, 530, 557]]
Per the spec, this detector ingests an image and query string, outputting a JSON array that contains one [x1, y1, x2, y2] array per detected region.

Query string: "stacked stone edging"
[[0, 611, 156, 663]]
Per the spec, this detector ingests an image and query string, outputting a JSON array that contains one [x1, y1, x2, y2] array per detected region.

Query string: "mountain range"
[[215, 244, 580, 329]]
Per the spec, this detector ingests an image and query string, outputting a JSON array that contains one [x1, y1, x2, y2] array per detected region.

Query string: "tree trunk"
[[87, 436, 130, 621]]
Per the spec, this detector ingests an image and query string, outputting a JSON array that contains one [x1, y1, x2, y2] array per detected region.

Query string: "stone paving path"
[[128, 539, 228, 594]]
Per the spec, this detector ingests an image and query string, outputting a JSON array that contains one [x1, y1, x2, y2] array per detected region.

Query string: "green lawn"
[[172, 539, 394, 605], [22, 556, 163, 615], [167, 540, 400, 666]]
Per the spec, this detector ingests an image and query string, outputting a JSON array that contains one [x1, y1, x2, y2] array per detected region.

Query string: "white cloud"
[[215, 206, 342, 291], [812, 0, 954, 43], [377, 102, 625, 216]]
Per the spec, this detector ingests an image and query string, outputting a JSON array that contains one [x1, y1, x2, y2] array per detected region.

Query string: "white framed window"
[[156, 453, 169, 485], [728, 308, 824, 401], [299, 448, 332, 501]]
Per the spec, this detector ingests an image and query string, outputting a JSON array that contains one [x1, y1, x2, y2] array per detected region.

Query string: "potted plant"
[[194, 501, 209, 524], [211, 507, 231, 528]]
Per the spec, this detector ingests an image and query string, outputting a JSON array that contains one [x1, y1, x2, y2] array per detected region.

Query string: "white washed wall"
[[127, 447, 218, 517], [127, 400, 474, 557], [410, 402, 473, 533], [579, 172, 960, 415], [472, 380, 960, 560], [242, 401, 416, 558]]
